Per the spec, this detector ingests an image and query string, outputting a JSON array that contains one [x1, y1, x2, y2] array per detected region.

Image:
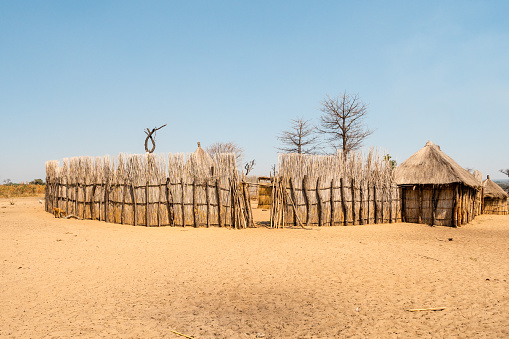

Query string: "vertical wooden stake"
[[206, 179, 211, 228], [330, 179, 335, 226], [145, 181, 150, 227], [351, 178, 356, 226], [181, 179, 185, 227], [316, 177, 323, 226], [340, 178, 347, 226], [302, 175, 311, 226], [166, 178, 175, 226], [105, 181, 110, 223], [131, 184, 137, 226], [373, 185, 378, 224], [289, 178, 298, 227], [359, 182, 364, 225], [216, 178, 223, 228], [193, 178, 198, 228], [121, 183, 126, 225]]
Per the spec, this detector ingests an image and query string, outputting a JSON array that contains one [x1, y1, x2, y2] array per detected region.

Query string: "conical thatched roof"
[[194, 142, 214, 165], [483, 176, 509, 199], [394, 141, 480, 188]]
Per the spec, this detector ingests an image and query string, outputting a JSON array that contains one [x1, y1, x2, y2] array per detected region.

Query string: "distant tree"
[[277, 117, 321, 154], [318, 92, 374, 155], [30, 179, 45, 185], [3, 179, 12, 185], [384, 154, 397, 170], [244, 160, 255, 176], [206, 142, 244, 168], [500, 169, 509, 178]]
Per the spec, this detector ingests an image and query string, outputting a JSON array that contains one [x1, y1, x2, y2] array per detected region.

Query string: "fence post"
[[131, 184, 137, 226], [316, 177, 323, 226], [351, 178, 356, 226], [216, 178, 223, 228], [359, 182, 364, 225], [340, 178, 347, 226], [373, 184, 378, 224], [166, 178, 175, 226], [206, 179, 211, 228], [302, 175, 311, 226], [145, 181, 150, 226], [193, 178, 198, 228], [181, 178, 185, 227], [289, 178, 298, 227]]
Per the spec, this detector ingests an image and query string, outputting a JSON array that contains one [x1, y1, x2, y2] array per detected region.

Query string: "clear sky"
[[1, 1, 508, 183]]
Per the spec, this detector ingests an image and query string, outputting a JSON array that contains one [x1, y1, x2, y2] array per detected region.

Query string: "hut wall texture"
[[401, 184, 480, 226], [483, 198, 508, 215], [45, 153, 253, 228]]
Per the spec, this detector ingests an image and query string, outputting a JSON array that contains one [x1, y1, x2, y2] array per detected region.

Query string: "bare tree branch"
[[277, 118, 321, 154], [206, 142, 244, 168], [318, 92, 373, 155]]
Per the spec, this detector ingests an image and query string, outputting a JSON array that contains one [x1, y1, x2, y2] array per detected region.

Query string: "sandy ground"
[[1, 197, 509, 338]]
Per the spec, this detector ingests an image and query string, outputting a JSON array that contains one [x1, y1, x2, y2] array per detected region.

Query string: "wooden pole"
[[206, 179, 211, 228], [418, 186, 423, 224], [289, 178, 298, 227], [145, 181, 150, 227], [193, 178, 198, 228], [181, 179, 185, 227], [316, 177, 323, 226], [121, 183, 126, 224], [242, 181, 253, 227], [302, 175, 311, 226], [373, 184, 378, 224], [157, 182, 161, 227], [131, 184, 137, 226], [351, 178, 356, 226], [359, 182, 364, 225], [330, 179, 335, 226], [166, 178, 175, 226], [388, 184, 393, 223], [216, 178, 223, 228], [105, 181, 110, 223], [340, 178, 347, 226]]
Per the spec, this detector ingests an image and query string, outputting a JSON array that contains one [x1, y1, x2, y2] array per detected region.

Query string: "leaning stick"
[[408, 307, 447, 312], [170, 329, 194, 339]]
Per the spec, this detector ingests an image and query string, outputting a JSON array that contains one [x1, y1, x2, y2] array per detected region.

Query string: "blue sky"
[[1, 1, 508, 182]]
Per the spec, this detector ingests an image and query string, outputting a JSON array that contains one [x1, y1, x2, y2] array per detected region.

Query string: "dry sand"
[[1, 197, 509, 338]]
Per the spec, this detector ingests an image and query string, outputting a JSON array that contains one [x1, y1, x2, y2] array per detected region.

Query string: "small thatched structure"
[[395, 141, 481, 227], [482, 176, 508, 215], [187, 142, 215, 176]]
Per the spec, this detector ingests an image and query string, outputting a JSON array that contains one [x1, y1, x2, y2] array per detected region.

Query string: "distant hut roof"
[[483, 176, 509, 199], [194, 142, 214, 166], [394, 141, 480, 188]]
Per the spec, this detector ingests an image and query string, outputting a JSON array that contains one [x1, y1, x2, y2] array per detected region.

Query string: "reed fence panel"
[[45, 153, 252, 228], [272, 151, 401, 228]]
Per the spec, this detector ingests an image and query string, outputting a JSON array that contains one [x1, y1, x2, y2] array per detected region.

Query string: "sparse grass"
[[0, 184, 45, 198]]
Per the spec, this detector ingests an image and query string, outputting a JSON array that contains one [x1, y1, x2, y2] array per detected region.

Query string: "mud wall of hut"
[[45, 153, 253, 228]]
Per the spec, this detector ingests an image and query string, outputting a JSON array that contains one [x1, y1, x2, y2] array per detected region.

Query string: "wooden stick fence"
[[272, 150, 401, 228], [45, 153, 253, 228]]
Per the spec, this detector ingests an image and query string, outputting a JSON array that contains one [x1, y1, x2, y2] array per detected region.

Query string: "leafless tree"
[[206, 142, 244, 168], [277, 118, 321, 154], [500, 169, 509, 177], [318, 92, 374, 155]]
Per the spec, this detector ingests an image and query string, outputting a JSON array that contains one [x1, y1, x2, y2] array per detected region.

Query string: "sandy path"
[[1, 197, 509, 338]]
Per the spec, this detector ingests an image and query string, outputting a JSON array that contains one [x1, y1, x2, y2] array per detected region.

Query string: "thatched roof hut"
[[185, 142, 215, 176], [395, 141, 481, 226], [482, 175, 508, 215]]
